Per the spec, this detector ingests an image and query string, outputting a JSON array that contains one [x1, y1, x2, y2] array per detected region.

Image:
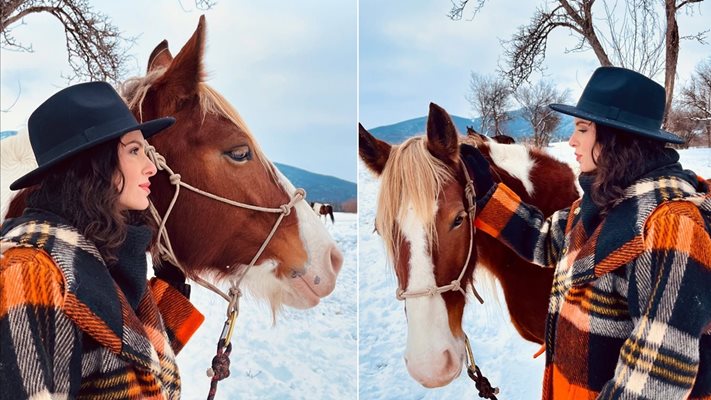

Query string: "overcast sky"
[[1, 0, 357, 181], [359, 0, 711, 130]]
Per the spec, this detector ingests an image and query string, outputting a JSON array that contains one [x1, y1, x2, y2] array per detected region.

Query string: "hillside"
[[367, 109, 574, 143]]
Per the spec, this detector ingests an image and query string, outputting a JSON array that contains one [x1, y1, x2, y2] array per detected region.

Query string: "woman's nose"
[[145, 157, 157, 177]]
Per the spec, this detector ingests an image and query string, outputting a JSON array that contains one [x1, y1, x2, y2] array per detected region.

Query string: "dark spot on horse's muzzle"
[[291, 268, 306, 278], [314, 275, 321, 285]]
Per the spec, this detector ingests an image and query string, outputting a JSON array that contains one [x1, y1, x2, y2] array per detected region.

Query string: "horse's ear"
[[359, 123, 391, 176], [147, 40, 173, 73], [426, 103, 460, 164], [155, 15, 206, 98]]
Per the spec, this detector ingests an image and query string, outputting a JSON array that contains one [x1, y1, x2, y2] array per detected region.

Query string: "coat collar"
[[567, 175, 702, 286], [1, 210, 159, 371]]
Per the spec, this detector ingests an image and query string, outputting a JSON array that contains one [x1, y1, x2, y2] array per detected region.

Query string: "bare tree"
[[467, 72, 512, 136], [1, 0, 216, 83], [514, 80, 570, 147], [450, 0, 708, 123], [666, 106, 700, 147], [678, 58, 711, 146]]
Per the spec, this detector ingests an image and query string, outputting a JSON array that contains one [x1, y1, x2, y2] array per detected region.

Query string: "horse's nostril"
[[329, 245, 344, 275], [443, 349, 455, 371]]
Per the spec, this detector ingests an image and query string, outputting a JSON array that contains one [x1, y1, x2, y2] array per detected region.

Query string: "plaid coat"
[[475, 174, 711, 400], [0, 212, 204, 399]]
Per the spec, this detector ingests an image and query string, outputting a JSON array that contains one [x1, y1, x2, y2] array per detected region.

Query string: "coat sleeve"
[[0, 247, 83, 399], [474, 183, 571, 268], [598, 202, 711, 399], [148, 277, 204, 354]]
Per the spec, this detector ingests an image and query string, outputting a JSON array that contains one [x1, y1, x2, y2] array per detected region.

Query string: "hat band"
[[37, 116, 139, 165], [576, 99, 662, 131]]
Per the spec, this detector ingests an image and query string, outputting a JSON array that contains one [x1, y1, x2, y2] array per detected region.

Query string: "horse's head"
[[359, 103, 478, 387], [122, 16, 342, 311]]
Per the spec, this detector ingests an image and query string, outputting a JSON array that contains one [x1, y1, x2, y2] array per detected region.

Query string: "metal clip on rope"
[[465, 335, 499, 400]]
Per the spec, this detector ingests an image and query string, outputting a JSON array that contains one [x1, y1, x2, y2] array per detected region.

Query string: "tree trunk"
[[663, 0, 679, 126]]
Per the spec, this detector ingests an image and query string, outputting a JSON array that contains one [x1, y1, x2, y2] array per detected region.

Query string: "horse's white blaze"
[[486, 142, 536, 196], [400, 203, 464, 386]]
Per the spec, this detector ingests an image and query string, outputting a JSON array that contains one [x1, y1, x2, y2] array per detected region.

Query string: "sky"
[[0, 0, 357, 182], [359, 0, 711, 130]]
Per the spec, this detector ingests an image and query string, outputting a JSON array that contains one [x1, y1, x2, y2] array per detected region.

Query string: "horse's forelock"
[[377, 136, 453, 264]]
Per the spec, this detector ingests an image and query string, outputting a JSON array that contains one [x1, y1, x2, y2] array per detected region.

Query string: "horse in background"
[[359, 103, 579, 387], [3, 16, 343, 312], [466, 125, 516, 144], [310, 201, 335, 224]]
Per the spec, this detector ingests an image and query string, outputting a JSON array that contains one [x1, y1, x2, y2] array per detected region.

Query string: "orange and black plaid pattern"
[[1, 214, 204, 399], [476, 175, 711, 400]]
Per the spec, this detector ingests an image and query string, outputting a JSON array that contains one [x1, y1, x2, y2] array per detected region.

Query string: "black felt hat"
[[549, 66, 683, 144], [10, 81, 175, 190]]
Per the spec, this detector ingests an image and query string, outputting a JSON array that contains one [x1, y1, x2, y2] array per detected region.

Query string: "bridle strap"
[[395, 160, 483, 304], [145, 144, 305, 307]]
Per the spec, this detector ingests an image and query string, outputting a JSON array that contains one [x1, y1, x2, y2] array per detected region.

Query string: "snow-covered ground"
[[179, 213, 357, 400], [358, 143, 711, 400]]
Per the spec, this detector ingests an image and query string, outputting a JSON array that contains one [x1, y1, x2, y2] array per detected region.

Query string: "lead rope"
[[144, 145, 305, 400], [465, 335, 499, 399], [395, 161, 499, 397]]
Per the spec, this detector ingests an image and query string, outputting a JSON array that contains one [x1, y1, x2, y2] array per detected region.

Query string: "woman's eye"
[[227, 146, 251, 162], [130, 147, 140, 155]]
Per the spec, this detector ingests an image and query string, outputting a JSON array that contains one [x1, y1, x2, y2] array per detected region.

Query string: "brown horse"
[[359, 103, 578, 387], [5, 16, 343, 312], [310, 201, 335, 223]]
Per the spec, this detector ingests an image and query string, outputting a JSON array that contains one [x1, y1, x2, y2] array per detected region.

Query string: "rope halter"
[[144, 144, 306, 399], [145, 143, 305, 303], [395, 160, 483, 304]]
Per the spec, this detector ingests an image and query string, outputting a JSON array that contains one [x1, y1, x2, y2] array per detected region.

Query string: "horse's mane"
[[376, 136, 453, 262], [120, 69, 278, 181], [1, 128, 35, 171]]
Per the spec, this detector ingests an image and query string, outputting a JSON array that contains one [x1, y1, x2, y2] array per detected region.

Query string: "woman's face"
[[568, 118, 601, 173], [116, 130, 157, 210]]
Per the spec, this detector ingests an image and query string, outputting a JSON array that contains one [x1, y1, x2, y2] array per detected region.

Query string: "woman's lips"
[[139, 183, 151, 194]]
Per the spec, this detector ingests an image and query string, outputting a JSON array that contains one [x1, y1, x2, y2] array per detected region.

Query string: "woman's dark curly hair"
[[26, 138, 152, 264], [590, 124, 667, 211]]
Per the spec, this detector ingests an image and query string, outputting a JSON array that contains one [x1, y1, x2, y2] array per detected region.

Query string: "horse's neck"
[[473, 144, 577, 344]]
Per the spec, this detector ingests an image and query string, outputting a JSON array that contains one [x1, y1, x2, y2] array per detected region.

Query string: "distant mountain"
[[274, 163, 356, 211], [0, 130, 356, 211], [368, 109, 574, 144]]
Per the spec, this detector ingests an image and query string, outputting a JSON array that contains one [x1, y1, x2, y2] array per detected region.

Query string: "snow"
[[357, 143, 711, 400], [177, 213, 357, 399]]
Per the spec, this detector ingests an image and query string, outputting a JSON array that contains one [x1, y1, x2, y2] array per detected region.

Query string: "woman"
[[0, 82, 204, 399], [461, 67, 710, 399]]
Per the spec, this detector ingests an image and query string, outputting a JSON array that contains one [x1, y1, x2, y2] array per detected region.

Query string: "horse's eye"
[[226, 146, 252, 163], [452, 214, 465, 228]]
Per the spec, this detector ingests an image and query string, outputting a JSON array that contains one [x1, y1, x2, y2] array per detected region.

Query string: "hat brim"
[[9, 116, 175, 190], [549, 103, 684, 144]]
